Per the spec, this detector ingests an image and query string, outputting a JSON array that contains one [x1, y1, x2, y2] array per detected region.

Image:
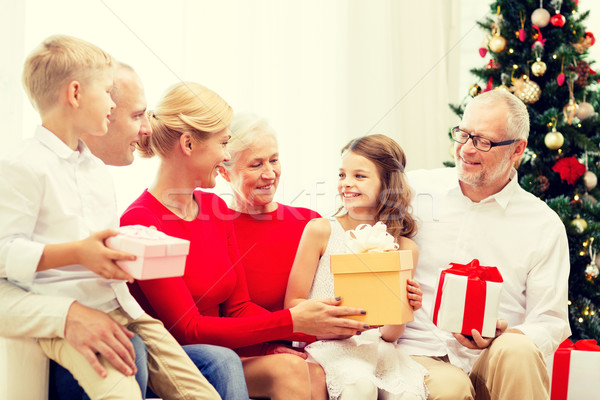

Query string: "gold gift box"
[[330, 250, 414, 325]]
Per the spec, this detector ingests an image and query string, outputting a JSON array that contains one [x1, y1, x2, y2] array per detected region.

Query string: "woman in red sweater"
[[217, 113, 325, 398], [121, 82, 368, 400]]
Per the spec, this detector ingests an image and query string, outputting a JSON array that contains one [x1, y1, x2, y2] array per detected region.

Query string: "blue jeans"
[[49, 334, 149, 400], [50, 339, 248, 400], [146, 344, 248, 400]]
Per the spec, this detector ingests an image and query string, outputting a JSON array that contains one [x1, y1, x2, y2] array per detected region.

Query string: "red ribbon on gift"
[[551, 338, 600, 399], [432, 259, 503, 336]]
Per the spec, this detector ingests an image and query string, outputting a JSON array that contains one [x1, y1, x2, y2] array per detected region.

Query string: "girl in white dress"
[[285, 134, 428, 400]]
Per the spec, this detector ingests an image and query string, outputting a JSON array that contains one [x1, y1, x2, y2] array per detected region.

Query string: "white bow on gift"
[[344, 221, 399, 253], [117, 225, 169, 240]]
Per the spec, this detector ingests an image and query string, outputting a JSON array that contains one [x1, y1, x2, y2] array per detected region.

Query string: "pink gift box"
[[432, 259, 503, 338], [106, 225, 190, 280]]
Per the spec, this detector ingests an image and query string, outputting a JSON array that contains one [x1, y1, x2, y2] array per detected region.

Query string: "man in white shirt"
[[399, 90, 571, 399]]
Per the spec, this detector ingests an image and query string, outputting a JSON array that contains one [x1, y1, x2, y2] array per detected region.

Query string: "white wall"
[[1, 0, 597, 216]]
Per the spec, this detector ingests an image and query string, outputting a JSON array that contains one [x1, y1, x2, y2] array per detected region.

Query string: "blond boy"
[[0, 35, 220, 400]]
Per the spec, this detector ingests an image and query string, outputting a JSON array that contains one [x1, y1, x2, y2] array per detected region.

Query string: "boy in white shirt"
[[0, 35, 220, 400]]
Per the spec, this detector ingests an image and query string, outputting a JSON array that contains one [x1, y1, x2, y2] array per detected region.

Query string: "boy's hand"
[[78, 230, 135, 283], [65, 302, 137, 377], [407, 279, 423, 311]]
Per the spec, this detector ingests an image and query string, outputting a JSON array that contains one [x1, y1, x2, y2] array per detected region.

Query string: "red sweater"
[[232, 204, 321, 312], [121, 189, 294, 350]]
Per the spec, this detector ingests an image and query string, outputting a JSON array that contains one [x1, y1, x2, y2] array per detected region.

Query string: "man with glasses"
[[398, 90, 570, 399]]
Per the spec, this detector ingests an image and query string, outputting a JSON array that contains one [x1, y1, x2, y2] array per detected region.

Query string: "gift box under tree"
[[548, 339, 600, 400]]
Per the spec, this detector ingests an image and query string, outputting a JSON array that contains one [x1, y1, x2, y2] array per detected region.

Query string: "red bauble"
[[479, 47, 487, 57], [585, 32, 596, 46], [550, 13, 566, 27], [518, 28, 526, 42], [557, 72, 566, 86]]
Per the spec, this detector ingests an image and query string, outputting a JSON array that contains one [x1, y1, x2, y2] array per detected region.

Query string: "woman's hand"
[[289, 297, 369, 338], [407, 279, 422, 311]]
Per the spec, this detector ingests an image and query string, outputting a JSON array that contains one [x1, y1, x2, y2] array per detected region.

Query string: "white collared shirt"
[[398, 167, 571, 373], [0, 126, 143, 319]]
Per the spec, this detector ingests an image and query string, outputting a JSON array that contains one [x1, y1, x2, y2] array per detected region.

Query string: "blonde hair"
[[22, 35, 114, 113], [338, 134, 417, 240], [139, 82, 233, 158], [222, 113, 277, 169]]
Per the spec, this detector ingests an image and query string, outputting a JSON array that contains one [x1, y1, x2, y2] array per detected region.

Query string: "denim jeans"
[[49, 334, 149, 400], [50, 339, 248, 400], [146, 344, 248, 400]]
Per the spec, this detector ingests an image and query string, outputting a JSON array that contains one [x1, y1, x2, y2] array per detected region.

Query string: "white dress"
[[305, 218, 429, 400]]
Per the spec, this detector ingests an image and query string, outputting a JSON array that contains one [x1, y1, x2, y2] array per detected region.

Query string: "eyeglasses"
[[451, 126, 520, 152]]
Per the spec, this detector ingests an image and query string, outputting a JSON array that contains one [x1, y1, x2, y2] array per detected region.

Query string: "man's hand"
[[289, 297, 369, 338], [453, 318, 509, 350], [65, 302, 137, 378]]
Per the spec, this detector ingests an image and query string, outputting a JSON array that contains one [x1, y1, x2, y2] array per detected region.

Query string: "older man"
[[399, 90, 570, 399]]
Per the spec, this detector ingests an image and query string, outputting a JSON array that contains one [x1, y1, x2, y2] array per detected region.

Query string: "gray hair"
[[223, 113, 278, 168], [467, 90, 530, 140]]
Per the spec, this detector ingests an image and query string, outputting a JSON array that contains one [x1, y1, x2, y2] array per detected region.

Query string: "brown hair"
[[22, 35, 114, 113], [339, 134, 416, 240], [138, 81, 233, 158]]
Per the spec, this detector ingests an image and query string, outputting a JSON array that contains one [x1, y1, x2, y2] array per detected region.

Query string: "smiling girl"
[[285, 134, 428, 400]]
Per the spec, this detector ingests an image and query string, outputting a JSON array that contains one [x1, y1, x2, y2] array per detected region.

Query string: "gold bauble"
[[494, 84, 510, 92], [531, 60, 547, 77], [468, 83, 482, 97], [510, 76, 541, 104], [531, 8, 551, 28], [489, 35, 507, 53], [563, 100, 579, 125], [570, 217, 588, 234], [584, 171, 598, 191], [577, 102, 595, 120], [544, 130, 564, 150]]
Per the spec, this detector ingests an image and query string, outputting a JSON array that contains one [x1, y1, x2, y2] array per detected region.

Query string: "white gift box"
[[106, 225, 190, 280], [548, 339, 600, 400], [432, 261, 503, 338]]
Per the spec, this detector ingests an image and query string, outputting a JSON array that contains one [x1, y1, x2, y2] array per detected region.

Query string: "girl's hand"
[[407, 279, 423, 311]]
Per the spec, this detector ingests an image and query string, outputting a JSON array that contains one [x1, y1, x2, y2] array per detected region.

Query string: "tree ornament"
[[553, 157, 586, 185], [569, 60, 590, 87], [518, 12, 527, 42], [557, 57, 565, 86], [583, 171, 598, 191], [563, 77, 578, 124], [577, 102, 595, 120], [563, 99, 579, 125], [570, 216, 588, 234], [479, 47, 488, 57], [489, 19, 506, 53], [536, 175, 550, 192], [586, 239, 599, 278], [583, 193, 597, 204], [550, 0, 565, 27], [531, 42, 546, 77], [532, 61, 547, 76], [531, 8, 551, 28], [489, 34, 507, 53], [510, 75, 541, 104], [572, 32, 596, 53], [544, 126, 564, 150], [468, 83, 482, 97], [550, 13, 566, 27]]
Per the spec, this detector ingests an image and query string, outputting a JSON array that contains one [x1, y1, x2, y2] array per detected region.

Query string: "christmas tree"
[[449, 0, 600, 340]]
